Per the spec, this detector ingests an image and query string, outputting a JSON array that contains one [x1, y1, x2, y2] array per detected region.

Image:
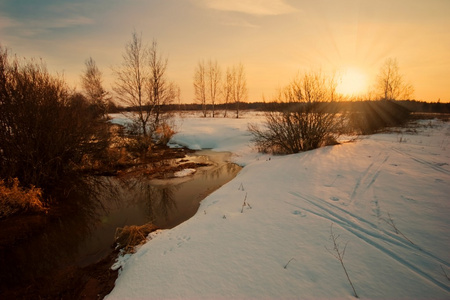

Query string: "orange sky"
[[1, 0, 449, 102]]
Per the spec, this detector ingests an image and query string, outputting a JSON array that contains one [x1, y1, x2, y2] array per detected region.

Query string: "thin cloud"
[[222, 20, 259, 28], [0, 0, 95, 38], [198, 0, 298, 16], [46, 16, 94, 29], [2, 15, 94, 38], [0, 14, 19, 31]]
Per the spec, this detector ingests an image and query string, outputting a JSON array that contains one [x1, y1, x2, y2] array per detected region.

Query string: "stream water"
[[1, 150, 241, 287]]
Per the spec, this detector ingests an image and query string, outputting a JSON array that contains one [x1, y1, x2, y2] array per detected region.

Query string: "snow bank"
[[173, 168, 196, 178], [168, 114, 265, 166], [107, 115, 450, 299]]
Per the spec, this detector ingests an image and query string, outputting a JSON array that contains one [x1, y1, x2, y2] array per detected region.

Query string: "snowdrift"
[[107, 114, 450, 299]]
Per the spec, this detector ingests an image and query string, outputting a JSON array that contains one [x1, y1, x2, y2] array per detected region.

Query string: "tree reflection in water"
[[0, 178, 119, 287], [0, 151, 241, 291]]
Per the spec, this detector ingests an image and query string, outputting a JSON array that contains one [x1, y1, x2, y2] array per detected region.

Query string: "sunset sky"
[[1, 0, 449, 103]]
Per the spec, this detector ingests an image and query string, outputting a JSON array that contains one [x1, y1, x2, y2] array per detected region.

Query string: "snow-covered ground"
[[107, 113, 450, 299]]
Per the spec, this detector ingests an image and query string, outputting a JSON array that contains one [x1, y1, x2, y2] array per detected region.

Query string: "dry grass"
[[114, 223, 158, 253], [155, 123, 176, 145], [0, 178, 46, 219]]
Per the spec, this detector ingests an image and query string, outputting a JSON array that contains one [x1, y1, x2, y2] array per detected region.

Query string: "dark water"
[[0, 151, 240, 287]]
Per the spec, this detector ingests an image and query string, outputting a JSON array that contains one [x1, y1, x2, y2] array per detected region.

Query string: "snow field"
[[107, 114, 450, 299]]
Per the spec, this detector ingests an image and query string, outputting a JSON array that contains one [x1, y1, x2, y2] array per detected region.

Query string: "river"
[[0, 150, 241, 291]]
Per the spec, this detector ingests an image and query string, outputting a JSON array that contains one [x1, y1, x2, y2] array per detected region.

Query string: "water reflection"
[[0, 180, 113, 287], [0, 151, 241, 290]]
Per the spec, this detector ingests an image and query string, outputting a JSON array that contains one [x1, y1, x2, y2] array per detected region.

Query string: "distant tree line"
[[120, 100, 449, 114]]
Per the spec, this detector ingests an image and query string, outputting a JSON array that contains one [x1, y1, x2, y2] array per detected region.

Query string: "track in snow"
[[285, 191, 450, 293]]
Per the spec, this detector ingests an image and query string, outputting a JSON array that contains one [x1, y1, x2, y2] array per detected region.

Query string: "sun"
[[337, 67, 368, 97]]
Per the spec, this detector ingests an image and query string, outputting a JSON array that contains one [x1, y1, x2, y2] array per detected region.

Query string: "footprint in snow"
[[292, 210, 306, 217], [176, 235, 191, 247], [401, 195, 417, 203]]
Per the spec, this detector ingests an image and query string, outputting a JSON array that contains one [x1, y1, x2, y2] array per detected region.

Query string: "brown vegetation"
[[0, 46, 110, 196], [115, 223, 159, 253], [0, 178, 46, 219], [249, 71, 342, 154]]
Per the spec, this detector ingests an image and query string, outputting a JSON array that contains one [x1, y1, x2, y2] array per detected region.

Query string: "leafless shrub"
[[249, 71, 342, 154], [0, 46, 110, 194]]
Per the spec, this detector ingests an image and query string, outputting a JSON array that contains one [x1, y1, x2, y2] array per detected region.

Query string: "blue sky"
[[1, 0, 449, 102]]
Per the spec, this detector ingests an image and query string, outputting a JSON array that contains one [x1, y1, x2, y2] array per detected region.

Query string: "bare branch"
[[284, 258, 296, 269], [327, 224, 359, 298], [382, 212, 416, 246]]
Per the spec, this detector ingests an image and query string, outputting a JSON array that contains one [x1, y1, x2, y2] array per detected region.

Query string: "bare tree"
[[193, 60, 207, 117], [113, 31, 151, 135], [232, 63, 247, 118], [147, 40, 177, 135], [81, 57, 110, 118], [113, 32, 176, 139], [207, 59, 221, 117], [222, 66, 234, 117], [249, 70, 341, 154], [376, 58, 414, 100]]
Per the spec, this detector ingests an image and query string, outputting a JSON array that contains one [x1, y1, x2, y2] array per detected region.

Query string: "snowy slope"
[[107, 115, 450, 299]]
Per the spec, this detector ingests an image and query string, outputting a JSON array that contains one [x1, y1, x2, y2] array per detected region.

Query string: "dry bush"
[[114, 223, 158, 253], [155, 122, 177, 145], [0, 46, 110, 193], [0, 178, 46, 219], [249, 71, 342, 154]]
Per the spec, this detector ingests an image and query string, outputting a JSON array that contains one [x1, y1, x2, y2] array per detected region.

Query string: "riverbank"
[[108, 115, 450, 299]]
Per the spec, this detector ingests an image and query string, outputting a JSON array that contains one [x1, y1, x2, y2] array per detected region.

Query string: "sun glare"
[[337, 68, 368, 97]]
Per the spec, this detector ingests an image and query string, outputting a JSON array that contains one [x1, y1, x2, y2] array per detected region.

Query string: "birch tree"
[[113, 31, 150, 135], [376, 58, 413, 100], [207, 59, 221, 117], [147, 40, 177, 134], [222, 66, 234, 117], [193, 60, 207, 117], [113, 32, 176, 137], [232, 63, 247, 118]]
